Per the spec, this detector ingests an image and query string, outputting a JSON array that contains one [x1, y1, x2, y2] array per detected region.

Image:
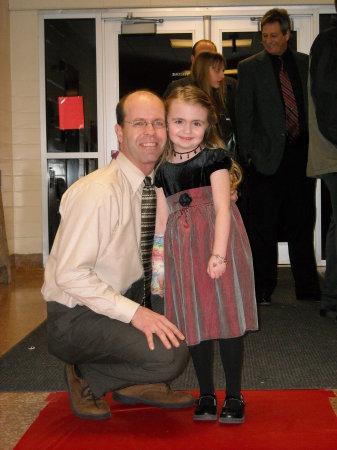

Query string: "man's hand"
[[131, 306, 185, 351]]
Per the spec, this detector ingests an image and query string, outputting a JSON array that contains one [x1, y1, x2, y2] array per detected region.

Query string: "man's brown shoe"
[[64, 364, 111, 420], [113, 383, 195, 408]]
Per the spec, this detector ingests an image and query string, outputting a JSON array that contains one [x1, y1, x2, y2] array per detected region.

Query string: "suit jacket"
[[307, 16, 337, 177], [237, 49, 309, 175]]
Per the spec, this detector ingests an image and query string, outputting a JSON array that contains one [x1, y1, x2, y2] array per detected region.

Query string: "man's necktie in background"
[[279, 58, 300, 142]]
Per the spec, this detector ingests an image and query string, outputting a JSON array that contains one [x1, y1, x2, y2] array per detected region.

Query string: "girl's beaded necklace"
[[173, 144, 200, 160]]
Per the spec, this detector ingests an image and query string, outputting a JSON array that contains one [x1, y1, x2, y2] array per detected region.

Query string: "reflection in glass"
[[119, 33, 192, 97], [45, 19, 97, 153], [48, 159, 98, 250]]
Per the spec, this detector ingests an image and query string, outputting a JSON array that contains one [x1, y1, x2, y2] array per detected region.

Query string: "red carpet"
[[15, 390, 337, 450]]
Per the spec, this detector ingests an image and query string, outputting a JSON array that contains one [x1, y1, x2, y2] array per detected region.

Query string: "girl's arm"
[[208, 168, 231, 279], [151, 187, 169, 297]]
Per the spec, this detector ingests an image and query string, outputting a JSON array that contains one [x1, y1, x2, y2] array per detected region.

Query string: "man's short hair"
[[116, 90, 163, 126], [261, 8, 291, 35], [192, 39, 217, 57], [116, 93, 128, 125]]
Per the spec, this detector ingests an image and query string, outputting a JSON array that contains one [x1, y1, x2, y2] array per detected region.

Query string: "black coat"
[[310, 15, 337, 145], [237, 49, 309, 175]]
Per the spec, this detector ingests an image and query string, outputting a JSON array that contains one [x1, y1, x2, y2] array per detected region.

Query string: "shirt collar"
[[116, 151, 155, 193]]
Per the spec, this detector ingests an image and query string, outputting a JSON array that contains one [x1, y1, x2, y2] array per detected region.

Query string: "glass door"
[[40, 14, 104, 260], [211, 14, 316, 265], [103, 17, 204, 161]]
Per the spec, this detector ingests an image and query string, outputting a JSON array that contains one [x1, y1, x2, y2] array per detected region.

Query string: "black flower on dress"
[[179, 193, 192, 207]]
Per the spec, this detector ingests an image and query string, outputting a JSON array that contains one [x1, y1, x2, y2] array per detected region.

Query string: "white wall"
[[0, 0, 14, 253], [10, 11, 42, 256], [8, 0, 335, 9]]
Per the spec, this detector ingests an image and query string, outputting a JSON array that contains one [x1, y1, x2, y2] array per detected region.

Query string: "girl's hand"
[[151, 234, 165, 298], [207, 254, 227, 279], [152, 275, 164, 298], [151, 255, 165, 298]]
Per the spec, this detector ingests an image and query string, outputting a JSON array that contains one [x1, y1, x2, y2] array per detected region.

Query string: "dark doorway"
[[118, 32, 193, 98]]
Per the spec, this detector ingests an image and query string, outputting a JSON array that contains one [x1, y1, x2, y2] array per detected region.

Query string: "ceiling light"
[[170, 39, 193, 49], [222, 39, 252, 48]]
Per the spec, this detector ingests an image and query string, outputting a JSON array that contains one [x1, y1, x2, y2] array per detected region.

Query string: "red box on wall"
[[58, 96, 84, 130]]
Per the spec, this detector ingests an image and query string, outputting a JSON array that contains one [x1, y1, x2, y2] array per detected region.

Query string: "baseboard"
[[9, 253, 43, 268]]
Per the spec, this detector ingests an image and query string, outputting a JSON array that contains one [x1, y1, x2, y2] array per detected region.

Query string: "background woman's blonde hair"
[[192, 51, 227, 108], [230, 160, 242, 190]]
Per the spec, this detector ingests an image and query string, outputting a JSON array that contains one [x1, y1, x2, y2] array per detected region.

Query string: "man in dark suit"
[[307, 2, 337, 321], [237, 8, 320, 305]]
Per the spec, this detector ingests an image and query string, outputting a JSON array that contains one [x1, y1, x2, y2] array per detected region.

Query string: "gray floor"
[[1, 267, 336, 392]]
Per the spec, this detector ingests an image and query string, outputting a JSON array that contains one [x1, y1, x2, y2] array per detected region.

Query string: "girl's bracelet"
[[211, 254, 227, 265]]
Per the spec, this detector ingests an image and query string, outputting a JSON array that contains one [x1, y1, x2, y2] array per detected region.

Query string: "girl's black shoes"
[[193, 394, 217, 421], [194, 393, 245, 423], [219, 394, 245, 424]]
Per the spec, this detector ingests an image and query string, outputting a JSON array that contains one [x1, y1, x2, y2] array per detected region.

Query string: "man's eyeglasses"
[[124, 120, 166, 129]]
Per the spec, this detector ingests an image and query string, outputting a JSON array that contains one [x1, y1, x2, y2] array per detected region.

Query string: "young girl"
[[151, 85, 258, 423]]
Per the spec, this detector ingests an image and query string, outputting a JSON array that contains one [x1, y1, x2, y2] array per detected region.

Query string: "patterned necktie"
[[279, 58, 300, 141], [140, 177, 156, 308]]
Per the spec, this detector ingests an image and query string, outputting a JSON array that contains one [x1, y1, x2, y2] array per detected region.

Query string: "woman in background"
[[191, 51, 237, 160]]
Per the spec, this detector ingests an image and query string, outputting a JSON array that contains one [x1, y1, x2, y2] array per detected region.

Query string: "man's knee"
[[170, 342, 190, 379], [46, 320, 81, 364], [152, 339, 189, 381]]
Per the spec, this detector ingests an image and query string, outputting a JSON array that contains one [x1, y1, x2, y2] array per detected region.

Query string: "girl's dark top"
[[155, 148, 232, 197]]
